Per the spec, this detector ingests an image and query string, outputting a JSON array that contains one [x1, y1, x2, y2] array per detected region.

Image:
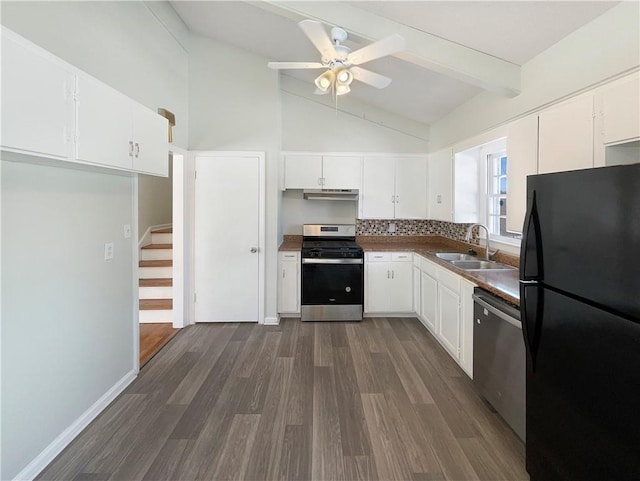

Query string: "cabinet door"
[[76, 76, 133, 169], [458, 280, 476, 378], [428, 148, 453, 221], [602, 73, 640, 145], [413, 265, 421, 315], [322, 155, 362, 190], [506, 115, 539, 233], [388, 261, 413, 312], [278, 255, 300, 314], [284, 154, 322, 189], [438, 284, 461, 359], [420, 271, 438, 333], [395, 157, 428, 219], [132, 103, 168, 176], [365, 261, 391, 312], [1, 33, 74, 160], [362, 157, 396, 219], [538, 94, 594, 174]]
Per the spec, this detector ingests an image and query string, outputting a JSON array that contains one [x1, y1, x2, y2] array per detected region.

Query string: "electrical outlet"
[[388, 222, 396, 233], [104, 242, 114, 261], [124, 224, 131, 239]]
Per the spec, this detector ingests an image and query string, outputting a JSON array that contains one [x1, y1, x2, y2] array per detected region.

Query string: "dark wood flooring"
[[38, 318, 528, 481]]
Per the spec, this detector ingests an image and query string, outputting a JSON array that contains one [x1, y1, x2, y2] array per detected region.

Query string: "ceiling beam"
[[252, 1, 521, 97]]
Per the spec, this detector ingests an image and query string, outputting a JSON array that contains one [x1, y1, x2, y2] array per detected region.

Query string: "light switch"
[[124, 224, 131, 239], [104, 242, 114, 261]]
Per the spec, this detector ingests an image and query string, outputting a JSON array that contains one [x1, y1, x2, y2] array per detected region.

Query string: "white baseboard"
[[363, 313, 417, 318], [13, 369, 137, 481], [263, 316, 279, 325], [278, 313, 299, 318]]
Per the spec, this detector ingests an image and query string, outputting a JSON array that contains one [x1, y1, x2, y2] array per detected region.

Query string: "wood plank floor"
[[139, 323, 180, 367], [38, 318, 528, 481]]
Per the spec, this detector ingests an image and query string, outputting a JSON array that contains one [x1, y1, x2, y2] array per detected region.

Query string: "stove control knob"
[[345, 286, 351, 292]]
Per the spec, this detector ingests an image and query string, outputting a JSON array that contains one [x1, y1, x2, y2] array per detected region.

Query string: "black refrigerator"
[[520, 164, 640, 481]]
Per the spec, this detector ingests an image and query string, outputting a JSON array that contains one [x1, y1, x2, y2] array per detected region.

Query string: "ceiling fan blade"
[[298, 19, 336, 60], [347, 34, 406, 66], [350, 66, 392, 89], [268, 62, 324, 70]]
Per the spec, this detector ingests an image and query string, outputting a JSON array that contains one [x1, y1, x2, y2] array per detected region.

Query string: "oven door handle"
[[302, 258, 363, 265]]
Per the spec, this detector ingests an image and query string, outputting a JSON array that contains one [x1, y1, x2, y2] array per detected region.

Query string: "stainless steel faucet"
[[465, 224, 491, 260]]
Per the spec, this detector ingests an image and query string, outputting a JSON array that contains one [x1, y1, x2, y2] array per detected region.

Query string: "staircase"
[[139, 227, 173, 323]]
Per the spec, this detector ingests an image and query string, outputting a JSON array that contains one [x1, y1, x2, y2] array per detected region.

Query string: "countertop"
[[278, 235, 520, 306]]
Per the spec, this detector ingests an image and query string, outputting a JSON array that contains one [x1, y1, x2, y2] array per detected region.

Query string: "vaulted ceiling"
[[171, 1, 619, 125]]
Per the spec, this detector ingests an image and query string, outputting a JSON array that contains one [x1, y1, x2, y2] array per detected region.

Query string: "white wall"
[[0, 1, 189, 149], [429, 1, 640, 151], [138, 157, 173, 241], [188, 33, 281, 322], [1, 161, 135, 480], [282, 91, 429, 152]]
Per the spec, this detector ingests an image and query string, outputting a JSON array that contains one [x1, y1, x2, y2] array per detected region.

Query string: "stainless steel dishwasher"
[[473, 288, 525, 441]]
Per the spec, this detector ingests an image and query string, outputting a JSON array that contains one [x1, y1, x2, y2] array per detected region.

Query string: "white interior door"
[[194, 153, 263, 322]]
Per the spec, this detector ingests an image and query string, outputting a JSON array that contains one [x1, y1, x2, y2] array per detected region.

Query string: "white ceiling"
[[170, 1, 619, 125]]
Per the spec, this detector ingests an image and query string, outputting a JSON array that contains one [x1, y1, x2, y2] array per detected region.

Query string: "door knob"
[[250, 247, 258, 253]]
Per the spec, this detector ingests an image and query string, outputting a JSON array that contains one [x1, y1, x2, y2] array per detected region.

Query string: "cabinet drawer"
[[438, 267, 461, 292], [366, 252, 391, 262], [391, 252, 413, 262], [420, 258, 439, 278], [280, 252, 300, 261]]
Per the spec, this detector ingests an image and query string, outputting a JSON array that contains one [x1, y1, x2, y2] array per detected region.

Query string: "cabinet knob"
[[250, 247, 258, 253]]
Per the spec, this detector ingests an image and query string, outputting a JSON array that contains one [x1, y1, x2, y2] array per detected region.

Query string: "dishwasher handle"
[[473, 294, 522, 329]]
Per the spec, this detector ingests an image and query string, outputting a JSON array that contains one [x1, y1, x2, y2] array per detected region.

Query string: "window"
[[486, 152, 521, 242]]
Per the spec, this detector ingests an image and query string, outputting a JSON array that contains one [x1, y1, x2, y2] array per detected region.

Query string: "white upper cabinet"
[[1, 29, 74, 161], [361, 156, 428, 219], [283, 154, 362, 190], [132, 103, 169, 176], [362, 156, 397, 219], [428, 148, 453, 222], [395, 157, 428, 219], [322, 155, 362, 190], [283, 154, 323, 189], [538, 93, 594, 174], [1, 27, 168, 176], [76, 76, 134, 170], [600, 72, 640, 145], [506, 115, 539, 234]]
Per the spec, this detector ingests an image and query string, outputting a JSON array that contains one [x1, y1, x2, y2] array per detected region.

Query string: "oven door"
[[301, 259, 363, 321]]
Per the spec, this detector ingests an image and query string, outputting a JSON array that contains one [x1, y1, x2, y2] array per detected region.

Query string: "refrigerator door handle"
[[521, 285, 544, 372], [520, 189, 543, 281]]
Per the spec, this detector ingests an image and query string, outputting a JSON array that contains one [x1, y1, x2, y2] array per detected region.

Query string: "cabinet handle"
[[283, 271, 286, 279], [396, 195, 400, 203], [391, 195, 395, 203], [134, 142, 140, 158], [128, 141, 134, 157], [318, 177, 322, 185], [322, 177, 325, 186], [387, 270, 390, 279], [392, 270, 395, 279]]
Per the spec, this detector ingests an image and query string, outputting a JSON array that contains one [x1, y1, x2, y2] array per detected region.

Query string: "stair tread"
[[141, 244, 173, 250], [139, 260, 173, 267], [140, 299, 173, 310], [152, 227, 173, 234], [139, 278, 173, 287]]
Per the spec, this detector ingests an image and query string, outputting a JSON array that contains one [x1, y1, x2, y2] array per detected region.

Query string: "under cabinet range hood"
[[303, 189, 359, 201]]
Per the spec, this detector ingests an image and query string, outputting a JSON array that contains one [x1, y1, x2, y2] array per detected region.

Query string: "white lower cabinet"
[[413, 254, 476, 378], [365, 252, 413, 313], [278, 252, 300, 315]]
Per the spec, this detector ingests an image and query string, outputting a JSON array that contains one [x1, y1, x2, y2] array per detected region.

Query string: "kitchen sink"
[[449, 260, 517, 271], [435, 252, 479, 261]]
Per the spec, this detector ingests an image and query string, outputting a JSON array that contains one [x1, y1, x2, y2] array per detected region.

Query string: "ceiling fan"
[[268, 20, 405, 96]]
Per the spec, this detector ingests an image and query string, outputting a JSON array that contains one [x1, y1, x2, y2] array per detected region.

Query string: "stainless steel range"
[[301, 224, 364, 322]]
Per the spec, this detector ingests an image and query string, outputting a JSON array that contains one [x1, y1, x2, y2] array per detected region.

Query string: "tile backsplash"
[[356, 219, 479, 243]]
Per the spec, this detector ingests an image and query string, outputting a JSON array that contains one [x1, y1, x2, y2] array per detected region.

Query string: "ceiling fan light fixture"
[[315, 70, 335, 91], [335, 67, 353, 86], [336, 84, 351, 96]]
